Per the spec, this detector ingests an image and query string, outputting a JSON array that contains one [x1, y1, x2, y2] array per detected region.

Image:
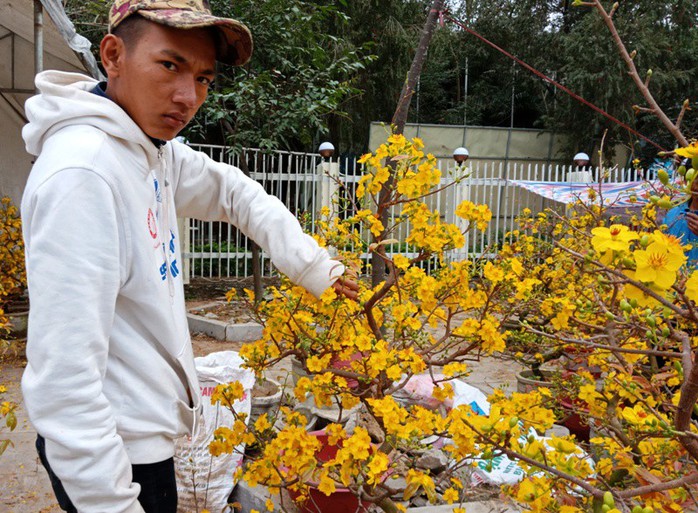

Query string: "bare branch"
[[676, 99, 691, 131]]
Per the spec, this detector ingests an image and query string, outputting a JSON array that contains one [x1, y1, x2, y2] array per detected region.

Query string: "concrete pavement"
[[0, 336, 522, 512]]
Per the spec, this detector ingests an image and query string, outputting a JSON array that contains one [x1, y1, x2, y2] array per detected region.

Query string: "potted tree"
[[0, 197, 27, 352]]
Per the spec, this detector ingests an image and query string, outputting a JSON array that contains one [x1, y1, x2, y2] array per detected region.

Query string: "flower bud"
[[603, 491, 615, 506], [657, 198, 673, 209], [678, 165, 687, 176], [658, 169, 669, 185]]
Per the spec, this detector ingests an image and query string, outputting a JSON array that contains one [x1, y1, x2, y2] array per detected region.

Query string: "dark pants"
[[36, 435, 177, 513]]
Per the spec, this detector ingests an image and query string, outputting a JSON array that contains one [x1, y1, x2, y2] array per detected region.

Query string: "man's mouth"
[[163, 113, 187, 128]]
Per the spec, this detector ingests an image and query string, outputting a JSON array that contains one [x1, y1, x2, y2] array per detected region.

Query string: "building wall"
[[0, 11, 88, 206]]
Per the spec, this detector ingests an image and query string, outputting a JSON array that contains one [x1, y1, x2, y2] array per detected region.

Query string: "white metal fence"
[[184, 144, 641, 279]]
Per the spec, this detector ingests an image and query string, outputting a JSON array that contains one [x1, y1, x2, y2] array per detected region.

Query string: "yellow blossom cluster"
[[0, 197, 25, 304], [210, 138, 698, 513]]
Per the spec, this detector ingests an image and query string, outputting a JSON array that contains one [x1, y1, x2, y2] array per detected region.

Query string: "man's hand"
[[687, 212, 698, 237], [332, 274, 359, 301]]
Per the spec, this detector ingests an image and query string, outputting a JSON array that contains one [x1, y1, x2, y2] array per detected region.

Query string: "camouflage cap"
[[109, 0, 253, 66]]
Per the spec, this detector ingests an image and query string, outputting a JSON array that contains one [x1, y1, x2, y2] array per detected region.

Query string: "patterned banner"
[[509, 180, 661, 207]]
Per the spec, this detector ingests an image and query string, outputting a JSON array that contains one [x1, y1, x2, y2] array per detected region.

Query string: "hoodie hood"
[[23, 70, 156, 158]]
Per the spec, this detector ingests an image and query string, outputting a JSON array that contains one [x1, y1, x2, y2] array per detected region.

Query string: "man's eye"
[[198, 77, 214, 87], [162, 61, 176, 71]]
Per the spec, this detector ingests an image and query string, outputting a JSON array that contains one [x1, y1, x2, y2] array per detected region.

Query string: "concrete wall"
[[369, 122, 631, 171]]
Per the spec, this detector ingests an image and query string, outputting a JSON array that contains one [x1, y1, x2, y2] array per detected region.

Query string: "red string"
[[444, 13, 666, 152]]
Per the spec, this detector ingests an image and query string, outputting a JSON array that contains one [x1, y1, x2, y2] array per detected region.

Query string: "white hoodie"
[[21, 70, 343, 513]]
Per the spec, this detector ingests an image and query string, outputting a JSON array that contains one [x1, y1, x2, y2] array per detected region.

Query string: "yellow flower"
[[1, 401, 15, 416], [393, 254, 410, 270], [317, 471, 336, 496], [254, 414, 272, 433], [366, 452, 390, 485], [624, 272, 662, 308], [686, 271, 698, 302], [675, 141, 698, 159], [591, 225, 638, 253], [483, 261, 504, 283], [510, 257, 524, 276], [307, 354, 332, 373], [633, 239, 686, 288], [442, 487, 459, 503], [432, 383, 454, 402], [621, 404, 657, 427], [210, 381, 245, 406]]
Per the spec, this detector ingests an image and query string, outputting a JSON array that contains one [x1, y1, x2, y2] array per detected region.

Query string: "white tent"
[[0, 0, 101, 205]]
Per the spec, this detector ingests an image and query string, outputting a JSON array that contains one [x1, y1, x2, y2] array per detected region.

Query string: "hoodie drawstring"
[[158, 147, 175, 301]]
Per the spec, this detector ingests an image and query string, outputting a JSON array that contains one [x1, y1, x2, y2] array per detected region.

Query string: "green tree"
[[552, 1, 697, 160], [316, 0, 431, 154], [188, 0, 373, 152], [63, 0, 371, 152]]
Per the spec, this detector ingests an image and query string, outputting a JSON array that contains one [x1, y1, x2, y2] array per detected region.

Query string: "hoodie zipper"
[[158, 146, 175, 301]]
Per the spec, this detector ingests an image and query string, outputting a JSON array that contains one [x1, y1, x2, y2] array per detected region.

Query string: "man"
[[665, 176, 698, 265], [20, 1, 357, 512]]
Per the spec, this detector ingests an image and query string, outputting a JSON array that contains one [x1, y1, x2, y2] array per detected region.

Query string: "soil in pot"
[[249, 378, 282, 426]]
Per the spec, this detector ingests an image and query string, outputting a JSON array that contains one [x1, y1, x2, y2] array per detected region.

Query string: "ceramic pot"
[[516, 369, 555, 393], [559, 396, 590, 442], [288, 430, 371, 513], [249, 378, 282, 426], [5, 303, 29, 338]]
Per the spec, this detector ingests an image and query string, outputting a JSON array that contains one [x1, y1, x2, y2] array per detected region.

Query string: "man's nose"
[[173, 78, 199, 109]]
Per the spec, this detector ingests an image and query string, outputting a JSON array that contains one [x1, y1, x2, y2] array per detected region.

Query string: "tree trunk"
[[236, 150, 264, 303], [371, 0, 445, 287], [220, 117, 264, 303]]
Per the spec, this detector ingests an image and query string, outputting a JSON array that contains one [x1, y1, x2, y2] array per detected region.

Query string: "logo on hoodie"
[[154, 177, 162, 203], [147, 208, 157, 239]]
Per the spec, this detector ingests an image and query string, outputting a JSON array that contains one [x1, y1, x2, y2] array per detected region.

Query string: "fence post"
[[452, 162, 471, 261], [316, 159, 340, 221]]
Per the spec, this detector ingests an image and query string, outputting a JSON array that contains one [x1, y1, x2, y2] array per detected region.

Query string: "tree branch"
[[591, 0, 688, 146]]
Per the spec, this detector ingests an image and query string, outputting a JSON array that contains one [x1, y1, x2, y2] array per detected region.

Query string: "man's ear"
[[100, 34, 125, 79]]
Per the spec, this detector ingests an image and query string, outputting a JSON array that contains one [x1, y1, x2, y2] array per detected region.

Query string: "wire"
[[444, 13, 666, 152]]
